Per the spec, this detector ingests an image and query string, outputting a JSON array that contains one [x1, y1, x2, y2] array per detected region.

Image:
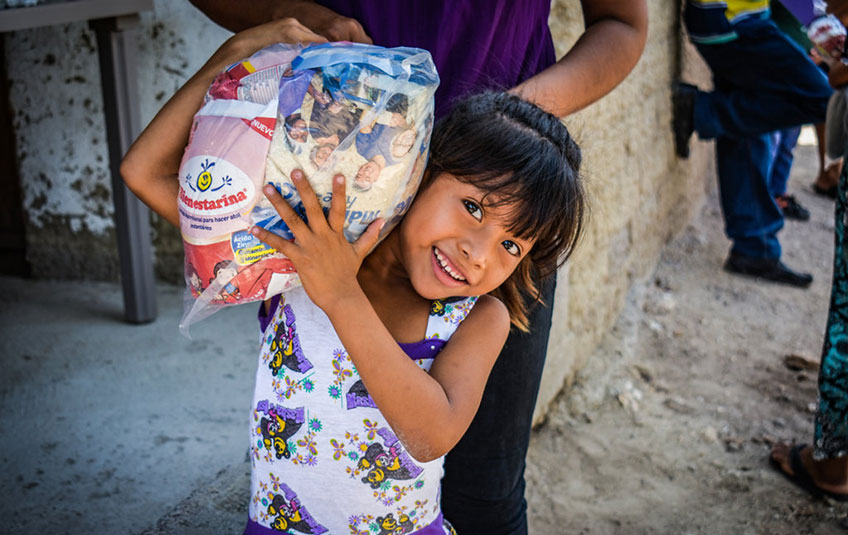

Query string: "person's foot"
[[813, 160, 841, 199], [723, 251, 813, 288], [775, 194, 811, 221], [672, 82, 697, 159], [770, 442, 848, 500]]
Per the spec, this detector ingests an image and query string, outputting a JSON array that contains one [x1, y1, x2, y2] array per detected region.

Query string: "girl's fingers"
[[250, 225, 296, 258], [328, 174, 347, 231], [290, 169, 325, 227], [352, 218, 386, 259], [263, 184, 307, 237]]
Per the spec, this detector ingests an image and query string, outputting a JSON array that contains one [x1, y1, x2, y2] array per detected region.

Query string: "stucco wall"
[[536, 0, 714, 422], [5, 0, 715, 422]]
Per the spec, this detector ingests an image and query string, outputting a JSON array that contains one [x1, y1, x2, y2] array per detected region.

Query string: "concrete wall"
[[4, 0, 715, 422]]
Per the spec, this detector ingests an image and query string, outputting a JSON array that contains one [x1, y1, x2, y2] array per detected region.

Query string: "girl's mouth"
[[432, 247, 468, 284]]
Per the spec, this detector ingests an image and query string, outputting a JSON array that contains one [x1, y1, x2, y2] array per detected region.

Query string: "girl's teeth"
[[434, 248, 465, 281]]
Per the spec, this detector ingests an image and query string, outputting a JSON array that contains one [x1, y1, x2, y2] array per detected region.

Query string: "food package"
[[178, 42, 438, 332]]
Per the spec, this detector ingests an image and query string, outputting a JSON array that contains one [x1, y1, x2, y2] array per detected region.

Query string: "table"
[[1, 0, 157, 323]]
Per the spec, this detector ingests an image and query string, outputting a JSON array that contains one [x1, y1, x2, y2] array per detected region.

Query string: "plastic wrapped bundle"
[[178, 42, 438, 332]]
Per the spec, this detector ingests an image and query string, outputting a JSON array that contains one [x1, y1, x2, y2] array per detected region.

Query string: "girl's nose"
[[459, 234, 489, 269]]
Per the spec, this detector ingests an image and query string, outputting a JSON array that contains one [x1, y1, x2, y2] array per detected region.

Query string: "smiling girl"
[[244, 91, 584, 534], [120, 20, 584, 535]]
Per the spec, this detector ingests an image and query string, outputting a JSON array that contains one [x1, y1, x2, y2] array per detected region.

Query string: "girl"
[[121, 20, 584, 535]]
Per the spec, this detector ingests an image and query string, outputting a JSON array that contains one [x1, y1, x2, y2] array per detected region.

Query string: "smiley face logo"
[[197, 159, 216, 192], [197, 170, 213, 191]]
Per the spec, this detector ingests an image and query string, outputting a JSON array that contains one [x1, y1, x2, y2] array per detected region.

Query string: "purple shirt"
[[316, 0, 556, 118]]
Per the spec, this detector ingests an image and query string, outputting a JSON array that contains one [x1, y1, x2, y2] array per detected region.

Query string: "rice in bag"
[[258, 42, 437, 272], [179, 42, 438, 332]]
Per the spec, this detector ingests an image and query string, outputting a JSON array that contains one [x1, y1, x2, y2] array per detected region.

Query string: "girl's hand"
[[250, 170, 384, 312]]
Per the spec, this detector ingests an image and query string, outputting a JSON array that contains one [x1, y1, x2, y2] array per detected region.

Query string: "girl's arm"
[[328, 290, 509, 462], [250, 172, 510, 462], [120, 18, 328, 226]]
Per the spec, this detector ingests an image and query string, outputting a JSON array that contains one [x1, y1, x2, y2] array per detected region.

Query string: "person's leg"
[[691, 18, 830, 141], [441, 277, 556, 535], [715, 131, 783, 259], [814, 156, 848, 462], [768, 126, 811, 221], [769, 127, 801, 198], [772, 156, 848, 493], [816, 89, 848, 196]]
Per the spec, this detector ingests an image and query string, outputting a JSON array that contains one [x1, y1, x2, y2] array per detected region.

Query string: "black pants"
[[441, 277, 557, 535]]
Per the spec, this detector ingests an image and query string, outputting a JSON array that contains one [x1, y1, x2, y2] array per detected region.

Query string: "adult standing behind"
[[187, 2, 648, 534], [673, 0, 832, 287]]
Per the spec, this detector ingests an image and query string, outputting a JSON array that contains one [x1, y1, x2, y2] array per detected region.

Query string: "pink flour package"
[[178, 42, 439, 332]]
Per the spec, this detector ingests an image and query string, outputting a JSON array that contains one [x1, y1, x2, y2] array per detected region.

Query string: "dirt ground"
[[525, 131, 844, 535]]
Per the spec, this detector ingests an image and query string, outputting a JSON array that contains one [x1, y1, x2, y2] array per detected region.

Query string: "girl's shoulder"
[[425, 294, 506, 341]]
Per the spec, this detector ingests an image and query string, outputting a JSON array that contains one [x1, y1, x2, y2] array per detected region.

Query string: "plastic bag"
[[178, 42, 439, 333]]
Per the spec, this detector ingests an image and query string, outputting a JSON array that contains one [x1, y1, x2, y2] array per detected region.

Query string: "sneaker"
[[775, 194, 811, 221], [672, 82, 697, 158], [724, 251, 812, 288]]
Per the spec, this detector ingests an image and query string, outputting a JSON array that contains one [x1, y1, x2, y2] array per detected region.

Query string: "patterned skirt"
[[814, 154, 848, 460]]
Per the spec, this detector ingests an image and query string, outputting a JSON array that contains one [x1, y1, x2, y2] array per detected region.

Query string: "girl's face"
[[398, 173, 534, 300]]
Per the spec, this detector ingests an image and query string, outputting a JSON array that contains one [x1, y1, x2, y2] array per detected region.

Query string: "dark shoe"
[[672, 82, 697, 158], [775, 194, 811, 221], [724, 251, 813, 288], [770, 444, 848, 502]]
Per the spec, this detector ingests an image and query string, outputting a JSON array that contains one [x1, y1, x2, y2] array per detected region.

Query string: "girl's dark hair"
[[424, 92, 585, 331]]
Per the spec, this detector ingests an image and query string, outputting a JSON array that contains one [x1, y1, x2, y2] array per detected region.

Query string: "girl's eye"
[[463, 199, 482, 221], [502, 240, 520, 256]]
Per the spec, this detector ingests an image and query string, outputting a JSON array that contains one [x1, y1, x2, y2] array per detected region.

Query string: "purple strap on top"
[[259, 298, 447, 360]]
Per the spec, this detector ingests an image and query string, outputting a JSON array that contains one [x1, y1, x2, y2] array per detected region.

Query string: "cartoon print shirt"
[[247, 286, 478, 535]]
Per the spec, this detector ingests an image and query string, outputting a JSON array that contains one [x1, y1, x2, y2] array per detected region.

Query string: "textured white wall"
[[7, 1, 229, 232], [6, 1, 230, 277]]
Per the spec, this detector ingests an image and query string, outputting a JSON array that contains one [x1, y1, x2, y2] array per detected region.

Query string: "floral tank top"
[[246, 286, 478, 535]]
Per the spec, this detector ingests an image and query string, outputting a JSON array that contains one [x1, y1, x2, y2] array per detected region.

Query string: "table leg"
[[91, 15, 156, 323]]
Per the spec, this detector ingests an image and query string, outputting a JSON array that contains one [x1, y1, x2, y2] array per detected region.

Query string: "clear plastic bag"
[[178, 42, 439, 334]]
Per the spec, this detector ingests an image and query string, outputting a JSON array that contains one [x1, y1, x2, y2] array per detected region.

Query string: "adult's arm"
[[512, 0, 648, 117], [188, 0, 372, 43]]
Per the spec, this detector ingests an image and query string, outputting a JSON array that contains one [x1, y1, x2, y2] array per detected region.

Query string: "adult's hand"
[[214, 16, 327, 62], [189, 0, 372, 44]]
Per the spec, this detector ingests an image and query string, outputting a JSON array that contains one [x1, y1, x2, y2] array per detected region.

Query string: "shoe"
[[775, 194, 811, 221], [770, 444, 848, 502], [724, 251, 813, 288], [672, 82, 697, 159]]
